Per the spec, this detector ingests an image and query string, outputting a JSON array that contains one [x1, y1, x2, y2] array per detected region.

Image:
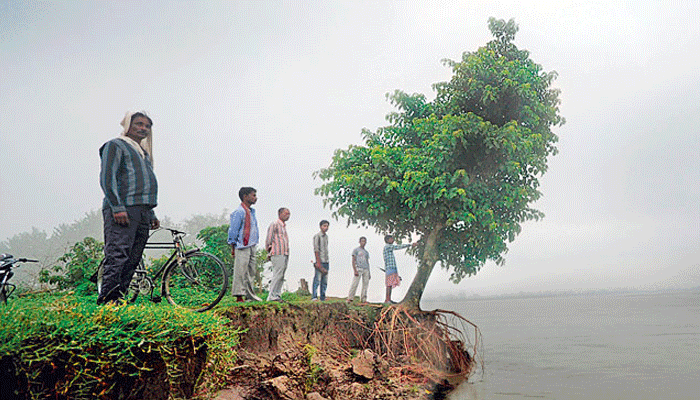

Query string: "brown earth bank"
[[0, 300, 476, 400], [214, 300, 476, 400]]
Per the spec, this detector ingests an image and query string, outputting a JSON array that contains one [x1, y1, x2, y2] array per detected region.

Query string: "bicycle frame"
[[132, 229, 200, 300], [98, 227, 227, 311]]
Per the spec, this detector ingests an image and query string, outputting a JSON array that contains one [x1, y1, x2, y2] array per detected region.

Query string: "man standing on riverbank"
[[312, 220, 329, 301], [228, 187, 262, 302], [265, 207, 290, 302], [347, 236, 370, 304], [98, 111, 159, 305]]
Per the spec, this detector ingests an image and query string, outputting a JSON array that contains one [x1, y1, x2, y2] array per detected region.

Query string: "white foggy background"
[[1, 1, 698, 301]]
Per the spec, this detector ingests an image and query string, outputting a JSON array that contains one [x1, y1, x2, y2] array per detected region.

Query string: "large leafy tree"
[[315, 18, 564, 308]]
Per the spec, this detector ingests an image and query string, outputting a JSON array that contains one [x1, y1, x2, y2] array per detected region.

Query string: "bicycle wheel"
[[162, 252, 228, 312], [0, 285, 7, 304]]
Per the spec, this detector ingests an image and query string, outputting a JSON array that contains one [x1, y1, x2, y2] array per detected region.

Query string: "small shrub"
[[39, 237, 103, 293], [303, 343, 324, 392]]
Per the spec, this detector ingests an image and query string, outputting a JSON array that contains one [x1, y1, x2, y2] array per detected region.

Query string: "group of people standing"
[[347, 231, 417, 304], [345, 234, 418, 304], [227, 187, 416, 305], [98, 110, 415, 306]]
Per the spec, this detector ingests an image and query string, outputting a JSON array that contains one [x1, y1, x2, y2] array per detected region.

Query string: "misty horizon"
[[2, 1, 698, 300]]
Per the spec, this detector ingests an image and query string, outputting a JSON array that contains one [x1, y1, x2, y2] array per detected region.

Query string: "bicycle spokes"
[[179, 263, 200, 283], [163, 252, 228, 312]]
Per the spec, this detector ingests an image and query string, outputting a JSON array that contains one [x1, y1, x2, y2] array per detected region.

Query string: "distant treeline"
[[0, 210, 229, 286]]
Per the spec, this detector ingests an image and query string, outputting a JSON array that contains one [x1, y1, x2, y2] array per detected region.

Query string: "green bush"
[[197, 225, 233, 266], [39, 237, 103, 295]]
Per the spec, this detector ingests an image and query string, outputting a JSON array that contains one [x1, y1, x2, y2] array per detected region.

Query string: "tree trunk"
[[401, 223, 442, 309]]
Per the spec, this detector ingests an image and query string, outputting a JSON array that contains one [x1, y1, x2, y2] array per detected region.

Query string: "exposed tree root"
[[218, 301, 481, 399], [343, 304, 481, 385]]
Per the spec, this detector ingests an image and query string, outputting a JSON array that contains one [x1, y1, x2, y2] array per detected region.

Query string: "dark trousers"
[[98, 206, 151, 304]]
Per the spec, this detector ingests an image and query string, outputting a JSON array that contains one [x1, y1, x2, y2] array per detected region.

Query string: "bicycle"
[[97, 227, 229, 312], [0, 254, 38, 304]]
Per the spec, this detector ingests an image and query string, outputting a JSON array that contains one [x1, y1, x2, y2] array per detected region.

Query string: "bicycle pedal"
[[151, 296, 162, 303]]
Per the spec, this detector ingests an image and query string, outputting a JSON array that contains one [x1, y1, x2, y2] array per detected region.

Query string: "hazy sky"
[[1, 1, 698, 300]]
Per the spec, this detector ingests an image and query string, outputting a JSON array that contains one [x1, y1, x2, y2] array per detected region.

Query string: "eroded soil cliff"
[[214, 301, 475, 400]]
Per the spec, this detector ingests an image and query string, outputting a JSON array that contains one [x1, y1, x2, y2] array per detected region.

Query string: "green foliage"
[[315, 18, 563, 302], [0, 293, 241, 399], [303, 343, 323, 392], [38, 237, 103, 295], [281, 290, 307, 302], [197, 225, 233, 266], [254, 247, 270, 292], [147, 253, 171, 273]]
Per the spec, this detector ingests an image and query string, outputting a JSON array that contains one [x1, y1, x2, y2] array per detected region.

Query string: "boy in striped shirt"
[[383, 234, 416, 305]]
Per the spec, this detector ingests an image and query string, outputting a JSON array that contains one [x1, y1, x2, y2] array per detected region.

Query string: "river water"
[[422, 289, 700, 400]]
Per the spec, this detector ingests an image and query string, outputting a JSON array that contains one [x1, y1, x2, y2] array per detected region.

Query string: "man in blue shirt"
[[228, 187, 262, 302], [98, 111, 159, 305]]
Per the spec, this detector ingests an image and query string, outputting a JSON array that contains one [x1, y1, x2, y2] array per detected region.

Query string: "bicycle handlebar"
[[0, 254, 38, 268]]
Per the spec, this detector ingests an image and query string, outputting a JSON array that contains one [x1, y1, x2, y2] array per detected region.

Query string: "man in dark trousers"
[[98, 111, 159, 305]]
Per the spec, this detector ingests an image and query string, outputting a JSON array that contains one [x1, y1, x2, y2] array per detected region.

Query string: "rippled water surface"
[[422, 289, 700, 400]]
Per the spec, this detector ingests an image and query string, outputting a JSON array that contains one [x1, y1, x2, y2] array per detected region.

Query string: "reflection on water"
[[420, 289, 700, 400]]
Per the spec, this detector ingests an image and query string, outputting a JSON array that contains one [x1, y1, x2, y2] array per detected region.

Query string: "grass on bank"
[[0, 292, 242, 399]]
